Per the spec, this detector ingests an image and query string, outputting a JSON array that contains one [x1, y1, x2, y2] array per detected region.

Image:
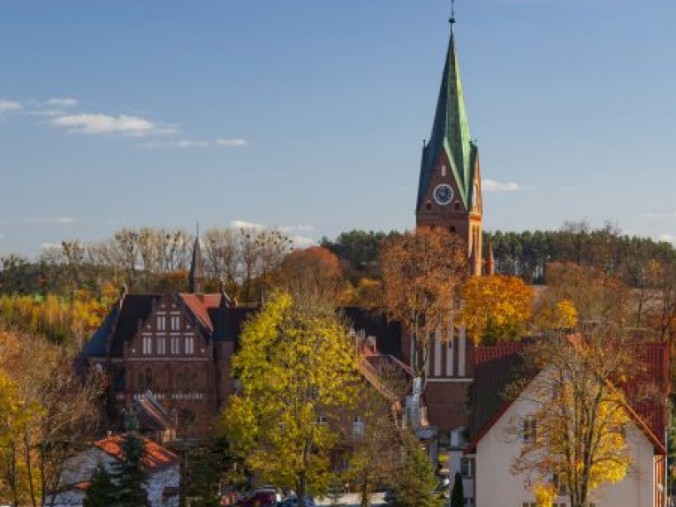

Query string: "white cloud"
[[482, 178, 521, 193], [51, 113, 176, 137], [215, 138, 247, 147], [0, 99, 22, 114], [659, 233, 676, 244], [44, 97, 77, 108], [231, 220, 266, 230], [174, 139, 209, 149]]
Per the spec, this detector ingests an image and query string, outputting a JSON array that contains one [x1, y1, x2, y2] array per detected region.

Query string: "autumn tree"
[[346, 359, 408, 507], [459, 275, 534, 345], [221, 291, 360, 506], [509, 324, 640, 507], [539, 262, 630, 325], [0, 329, 103, 506], [380, 228, 468, 386], [277, 246, 344, 306]]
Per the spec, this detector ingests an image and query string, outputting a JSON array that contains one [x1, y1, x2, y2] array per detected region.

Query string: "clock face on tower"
[[433, 183, 454, 205]]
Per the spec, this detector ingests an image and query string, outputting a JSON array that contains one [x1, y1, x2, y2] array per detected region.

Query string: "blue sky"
[[1, 0, 675, 256]]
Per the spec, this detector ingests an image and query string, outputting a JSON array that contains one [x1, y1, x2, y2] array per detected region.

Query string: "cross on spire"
[[450, 0, 456, 25]]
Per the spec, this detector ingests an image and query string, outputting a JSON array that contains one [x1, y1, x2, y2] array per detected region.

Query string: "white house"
[[50, 434, 180, 507], [464, 342, 669, 507]]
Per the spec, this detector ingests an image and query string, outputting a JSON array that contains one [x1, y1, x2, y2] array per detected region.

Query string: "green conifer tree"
[[83, 464, 114, 507], [108, 413, 150, 507], [450, 471, 464, 507], [386, 433, 443, 507]]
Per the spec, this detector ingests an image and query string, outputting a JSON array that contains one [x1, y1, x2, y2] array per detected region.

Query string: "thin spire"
[[450, 0, 456, 26], [188, 231, 204, 294]]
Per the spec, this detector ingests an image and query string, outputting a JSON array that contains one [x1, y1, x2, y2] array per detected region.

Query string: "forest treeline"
[[1, 222, 675, 345], [2, 222, 675, 298]]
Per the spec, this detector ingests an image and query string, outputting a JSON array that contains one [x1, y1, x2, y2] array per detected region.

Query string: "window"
[[441, 165, 447, 177], [156, 315, 166, 331], [142, 336, 152, 355], [185, 336, 194, 355], [170, 315, 180, 331], [552, 472, 568, 496], [460, 457, 474, 478], [522, 503, 537, 507], [317, 415, 327, 425], [171, 336, 180, 355], [522, 417, 537, 443], [156, 337, 166, 355]]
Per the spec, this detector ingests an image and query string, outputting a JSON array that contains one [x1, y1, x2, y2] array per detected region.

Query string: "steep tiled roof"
[[133, 393, 174, 432], [109, 295, 158, 356], [94, 434, 178, 471], [468, 343, 526, 443], [83, 305, 118, 357], [179, 293, 218, 333], [466, 340, 669, 454]]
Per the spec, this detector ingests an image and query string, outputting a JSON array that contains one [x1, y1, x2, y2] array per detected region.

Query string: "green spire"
[[417, 24, 478, 211]]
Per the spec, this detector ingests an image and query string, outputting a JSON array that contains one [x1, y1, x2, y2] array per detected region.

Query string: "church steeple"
[[188, 231, 204, 294], [416, 13, 484, 276]]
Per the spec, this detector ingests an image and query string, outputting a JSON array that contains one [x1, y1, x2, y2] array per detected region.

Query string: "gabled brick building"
[[82, 238, 403, 439]]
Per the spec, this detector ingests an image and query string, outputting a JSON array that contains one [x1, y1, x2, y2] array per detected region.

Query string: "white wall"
[[474, 375, 657, 507]]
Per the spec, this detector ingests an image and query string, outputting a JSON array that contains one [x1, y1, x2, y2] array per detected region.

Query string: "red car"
[[234, 490, 278, 507]]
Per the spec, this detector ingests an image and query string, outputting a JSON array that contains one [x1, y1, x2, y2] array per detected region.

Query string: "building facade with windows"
[[463, 342, 669, 507]]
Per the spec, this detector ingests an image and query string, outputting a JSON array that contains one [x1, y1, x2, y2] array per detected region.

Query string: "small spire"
[[188, 233, 205, 295]]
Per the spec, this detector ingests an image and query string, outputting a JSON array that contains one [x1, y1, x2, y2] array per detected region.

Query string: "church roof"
[[417, 26, 479, 212]]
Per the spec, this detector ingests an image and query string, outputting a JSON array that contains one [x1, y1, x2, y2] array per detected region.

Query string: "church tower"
[[416, 17, 483, 276]]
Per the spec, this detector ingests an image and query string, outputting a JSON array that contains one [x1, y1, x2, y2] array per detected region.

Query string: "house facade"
[[51, 434, 180, 507], [463, 342, 669, 507]]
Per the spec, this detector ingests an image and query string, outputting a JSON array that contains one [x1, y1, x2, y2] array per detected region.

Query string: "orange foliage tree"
[[277, 246, 344, 305], [380, 228, 467, 385], [459, 275, 534, 345]]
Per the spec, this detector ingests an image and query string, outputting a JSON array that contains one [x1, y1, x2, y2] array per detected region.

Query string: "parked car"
[[278, 494, 316, 507], [234, 490, 277, 507]]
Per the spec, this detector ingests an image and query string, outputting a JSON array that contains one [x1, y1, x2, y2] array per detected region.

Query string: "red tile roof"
[[466, 339, 669, 455], [94, 434, 178, 471]]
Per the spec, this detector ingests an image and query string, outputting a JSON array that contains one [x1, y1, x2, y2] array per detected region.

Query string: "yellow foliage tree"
[[533, 483, 556, 507], [459, 275, 534, 344], [221, 292, 360, 505], [510, 325, 635, 507]]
